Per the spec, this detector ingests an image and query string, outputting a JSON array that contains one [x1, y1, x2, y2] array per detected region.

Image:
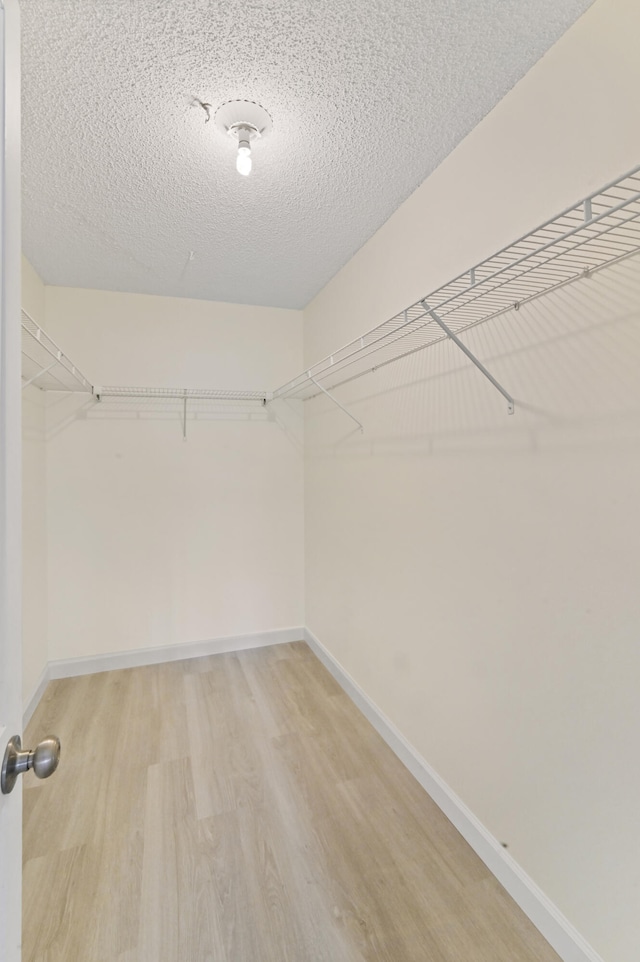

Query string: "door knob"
[[1, 734, 61, 795]]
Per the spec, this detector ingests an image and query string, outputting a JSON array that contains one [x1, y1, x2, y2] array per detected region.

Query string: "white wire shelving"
[[21, 310, 93, 393], [21, 313, 269, 402], [93, 386, 272, 439], [272, 164, 640, 417], [21, 163, 640, 430], [21, 313, 270, 438], [93, 386, 270, 403]]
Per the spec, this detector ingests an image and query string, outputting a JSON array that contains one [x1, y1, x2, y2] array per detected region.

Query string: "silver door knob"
[[1, 734, 61, 795]]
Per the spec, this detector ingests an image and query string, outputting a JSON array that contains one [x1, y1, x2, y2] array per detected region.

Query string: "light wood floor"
[[23, 642, 561, 961]]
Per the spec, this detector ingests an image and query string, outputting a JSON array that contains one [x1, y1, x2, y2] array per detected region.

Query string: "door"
[[0, 1, 22, 960]]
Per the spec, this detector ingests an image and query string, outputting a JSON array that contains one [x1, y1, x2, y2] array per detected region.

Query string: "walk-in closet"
[[2, 1, 638, 961]]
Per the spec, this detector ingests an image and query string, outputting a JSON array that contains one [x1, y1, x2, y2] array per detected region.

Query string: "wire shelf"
[[22, 310, 94, 393], [95, 386, 271, 402], [94, 386, 272, 439], [273, 164, 640, 401]]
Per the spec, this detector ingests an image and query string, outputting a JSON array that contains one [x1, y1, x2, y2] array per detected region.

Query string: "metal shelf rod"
[[309, 376, 364, 433], [425, 305, 514, 414], [183, 390, 188, 441], [22, 360, 57, 390]]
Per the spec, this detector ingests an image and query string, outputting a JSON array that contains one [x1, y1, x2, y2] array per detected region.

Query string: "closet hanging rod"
[[273, 163, 640, 403]]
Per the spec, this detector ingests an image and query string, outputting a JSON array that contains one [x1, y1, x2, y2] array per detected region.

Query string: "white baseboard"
[[304, 627, 604, 962], [47, 626, 304, 681], [23, 662, 52, 727]]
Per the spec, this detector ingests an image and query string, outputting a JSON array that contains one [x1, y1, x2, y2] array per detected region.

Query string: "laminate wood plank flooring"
[[23, 641, 561, 961]]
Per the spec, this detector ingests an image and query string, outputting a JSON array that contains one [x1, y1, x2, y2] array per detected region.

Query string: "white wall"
[[304, 1, 640, 960], [21, 256, 48, 708], [43, 286, 304, 661]]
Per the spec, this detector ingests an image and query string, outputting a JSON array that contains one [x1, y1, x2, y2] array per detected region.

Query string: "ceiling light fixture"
[[213, 100, 272, 178]]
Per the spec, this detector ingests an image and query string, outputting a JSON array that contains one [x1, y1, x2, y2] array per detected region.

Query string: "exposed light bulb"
[[236, 139, 252, 176], [214, 104, 271, 178]]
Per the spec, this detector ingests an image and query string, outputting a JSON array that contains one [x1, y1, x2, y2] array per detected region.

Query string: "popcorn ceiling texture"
[[20, 0, 593, 309]]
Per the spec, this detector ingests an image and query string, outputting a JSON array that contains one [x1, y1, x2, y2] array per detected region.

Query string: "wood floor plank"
[[23, 670, 129, 859], [138, 757, 227, 962], [23, 641, 562, 962], [184, 657, 267, 819], [22, 844, 98, 962], [242, 730, 365, 961]]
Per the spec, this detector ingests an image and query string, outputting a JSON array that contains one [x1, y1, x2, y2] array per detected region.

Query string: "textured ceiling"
[[20, 0, 594, 309]]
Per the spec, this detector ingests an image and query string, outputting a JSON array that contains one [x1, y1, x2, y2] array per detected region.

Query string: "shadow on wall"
[[304, 253, 640, 457]]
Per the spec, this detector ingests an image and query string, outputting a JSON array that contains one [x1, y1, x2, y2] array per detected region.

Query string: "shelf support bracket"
[[309, 376, 364, 433], [22, 361, 57, 390], [424, 303, 515, 415], [183, 390, 188, 441]]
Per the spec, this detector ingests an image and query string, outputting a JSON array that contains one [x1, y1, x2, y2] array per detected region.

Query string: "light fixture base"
[[228, 122, 259, 147], [214, 100, 272, 141]]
